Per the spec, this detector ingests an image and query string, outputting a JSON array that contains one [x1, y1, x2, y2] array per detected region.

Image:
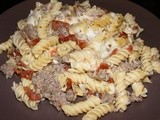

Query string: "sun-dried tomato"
[[108, 77, 114, 83], [126, 45, 133, 52], [66, 78, 72, 90], [59, 34, 87, 49], [96, 63, 109, 72], [110, 48, 118, 56], [28, 38, 40, 47], [13, 68, 33, 80], [17, 61, 26, 68], [87, 89, 95, 96], [20, 70, 33, 80], [119, 31, 127, 38], [23, 86, 41, 101], [76, 40, 88, 49]]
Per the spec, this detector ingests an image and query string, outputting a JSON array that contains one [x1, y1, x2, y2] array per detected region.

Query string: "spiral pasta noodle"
[[12, 79, 40, 110], [32, 36, 58, 58], [0, 0, 160, 120], [129, 51, 140, 62], [62, 95, 101, 116], [17, 19, 27, 30], [141, 46, 153, 74], [124, 68, 147, 86], [21, 78, 34, 89], [20, 52, 35, 65], [63, 72, 110, 93], [69, 49, 102, 72], [12, 31, 31, 56], [106, 48, 130, 66], [37, 2, 62, 38], [82, 103, 114, 120], [57, 41, 80, 57], [28, 50, 52, 71], [131, 82, 148, 97], [0, 39, 13, 54], [113, 72, 130, 112], [152, 61, 160, 73]]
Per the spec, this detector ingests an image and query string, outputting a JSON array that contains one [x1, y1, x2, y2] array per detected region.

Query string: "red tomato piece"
[[28, 38, 40, 47], [20, 70, 33, 80], [13, 68, 33, 80], [108, 78, 114, 83], [76, 40, 88, 49], [96, 63, 109, 72], [66, 78, 72, 90], [119, 31, 127, 38], [17, 61, 26, 68], [126, 45, 133, 52], [99, 63, 109, 69], [59, 34, 76, 43], [87, 89, 95, 95], [14, 50, 22, 57], [23, 86, 41, 101], [110, 48, 118, 56]]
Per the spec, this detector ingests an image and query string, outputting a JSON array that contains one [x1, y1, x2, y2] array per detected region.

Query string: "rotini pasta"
[[62, 72, 111, 93], [114, 72, 130, 112], [129, 51, 140, 62], [12, 31, 31, 56], [32, 36, 58, 58], [17, 19, 27, 30], [37, 2, 62, 38], [124, 68, 148, 87], [106, 47, 130, 66], [57, 41, 80, 57], [28, 50, 52, 71], [141, 46, 153, 74], [0, 0, 160, 120], [20, 52, 35, 65], [151, 61, 160, 73], [62, 95, 101, 116], [131, 82, 148, 97], [12, 79, 40, 110], [69, 49, 102, 72], [82, 103, 114, 120], [0, 39, 13, 54]]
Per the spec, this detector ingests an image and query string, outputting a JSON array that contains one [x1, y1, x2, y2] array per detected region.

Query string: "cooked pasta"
[[12, 31, 31, 56], [32, 36, 58, 58], [82, 103, 114, 120], [17, 19, 27, 30], [129, 51, 140, 62], [12, 79, 41, 110], [69, 49, 102, 72], [124, 68, 148, 86], [106, 47, 130, 66], [131, 82, 148, 97], [141, 46, 153, 74], [21, 52, 35, 65], [113, 72, 130, 112], [62, 95, 101, 116], [151, 61, 160, 73], [63, 72, 111, 93], [0, 0, 160, 120], [57, 41, 80, 57], [28, 50, 52, 71], [0, 39, 13, 54], [37, 1, 62, 38]]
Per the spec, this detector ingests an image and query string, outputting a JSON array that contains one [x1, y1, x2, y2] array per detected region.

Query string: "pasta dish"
[[0, 0, 160, 120]]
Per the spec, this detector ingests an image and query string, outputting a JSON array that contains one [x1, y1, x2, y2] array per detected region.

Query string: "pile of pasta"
[[0, 0, 160, 120]]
